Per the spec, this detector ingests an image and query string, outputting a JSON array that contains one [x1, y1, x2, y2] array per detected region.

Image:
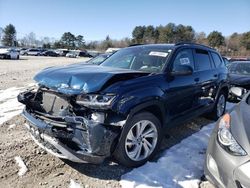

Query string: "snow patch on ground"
[[14, 156, 28, 176], [226, 102, 236, 112], [120, 123, 214, 188], [0, 85, 34, 125], [120, 102, 236, 188], [7, 123, 17, 130], [69, 179, 83, 188]]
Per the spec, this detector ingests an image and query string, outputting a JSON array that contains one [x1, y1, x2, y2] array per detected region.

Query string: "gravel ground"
[[0, 56, 89, 90], [0, 56, 214, 188]]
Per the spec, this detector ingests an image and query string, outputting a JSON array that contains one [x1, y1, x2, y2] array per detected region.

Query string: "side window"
[[194, 49, 212, 71], [172, 49, 194, 72], [211, 52, 224, 68]]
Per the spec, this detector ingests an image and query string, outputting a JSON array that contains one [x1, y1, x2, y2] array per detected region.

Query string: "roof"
[[230, 61, 250, 64], [127, 43, 215, 51]]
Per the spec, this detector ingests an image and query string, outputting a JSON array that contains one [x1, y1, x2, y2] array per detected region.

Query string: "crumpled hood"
[[34, 64, 148, 94], [228, 74, 250, 87]]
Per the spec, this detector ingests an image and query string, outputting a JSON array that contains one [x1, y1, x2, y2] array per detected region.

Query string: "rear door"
[[193, 48, 218, 108]]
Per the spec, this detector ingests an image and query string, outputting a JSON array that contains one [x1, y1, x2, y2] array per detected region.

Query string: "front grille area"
[[41, 91, 70, 116]]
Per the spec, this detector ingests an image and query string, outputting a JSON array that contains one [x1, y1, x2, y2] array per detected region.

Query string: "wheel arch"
[[126, 100, 166, 128]]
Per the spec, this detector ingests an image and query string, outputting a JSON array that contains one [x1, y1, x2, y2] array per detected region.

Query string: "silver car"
[[205, 90, 250, 188], [22, 48, 43, 56]]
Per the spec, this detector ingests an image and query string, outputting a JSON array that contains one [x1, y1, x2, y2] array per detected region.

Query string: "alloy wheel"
[[217, 94, 226, 117], [125, 120, 158, 161]]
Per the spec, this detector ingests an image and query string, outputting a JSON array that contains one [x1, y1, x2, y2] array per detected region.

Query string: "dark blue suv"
[[18, 43, 228, 167]]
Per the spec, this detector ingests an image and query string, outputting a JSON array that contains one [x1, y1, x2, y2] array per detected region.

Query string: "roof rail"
[[129, 44, 144, 47], [175, 42, 214, 49]]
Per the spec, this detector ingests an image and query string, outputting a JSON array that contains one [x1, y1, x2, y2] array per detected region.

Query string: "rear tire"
[[113, 112, 162, 167]]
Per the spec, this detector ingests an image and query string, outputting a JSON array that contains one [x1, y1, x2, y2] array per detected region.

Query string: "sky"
[[0, 0, 250, 41]]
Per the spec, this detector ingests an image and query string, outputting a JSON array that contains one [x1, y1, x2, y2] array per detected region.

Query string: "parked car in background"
[[66, 50, 92, 58], [222, 56, 230, 67], [22, 48, 43, 56], [228, 61, 250, 101], [66, 51, 78, 58], [87, 50, 102, 57], [229, 57, 249, 62], [18, 43, 228, 167], [55, 49, 69, 56], [0, 48, 19, 59], [105, 47, 120, 53], [78, 50, 92, 58], [17, 48, 28, 53], [41, 50, 59, 57], [87, 53, 113, 65], [205, 90, 250, 188]]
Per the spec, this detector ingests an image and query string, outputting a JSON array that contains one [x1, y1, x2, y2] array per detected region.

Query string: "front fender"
[[112, 86, 166, 123]]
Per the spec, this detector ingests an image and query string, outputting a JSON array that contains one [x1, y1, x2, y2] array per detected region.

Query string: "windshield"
[[228, 62, 250, 75], [101, 46, 172, 73]]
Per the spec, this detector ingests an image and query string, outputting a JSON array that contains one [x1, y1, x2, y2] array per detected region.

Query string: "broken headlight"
[[217, 114, 247, 156], [76, 94, 116, 109]]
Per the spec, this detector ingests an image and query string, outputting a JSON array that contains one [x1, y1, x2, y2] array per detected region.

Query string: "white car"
[[66, 51, 78, 58], [0, 48, 20, 59], [22, 48, 43, 56]]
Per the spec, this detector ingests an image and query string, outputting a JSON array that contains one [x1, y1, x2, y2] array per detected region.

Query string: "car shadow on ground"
[[62, 158, 131, 181], [63, 116, 214, 181], [0, 58, 28, 61], [159, 117, 213, 153]]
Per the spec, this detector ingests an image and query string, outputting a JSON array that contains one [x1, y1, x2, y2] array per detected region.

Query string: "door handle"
[[194, 78, 199, 82], [214, 74, 218, 77]]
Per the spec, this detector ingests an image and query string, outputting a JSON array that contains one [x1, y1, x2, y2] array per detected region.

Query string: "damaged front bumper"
[[22, 108, 119, 164]]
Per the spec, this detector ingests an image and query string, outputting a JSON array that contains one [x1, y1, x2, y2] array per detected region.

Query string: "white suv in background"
[[22, 48, 42, 56], [0, 48, 20, 59]]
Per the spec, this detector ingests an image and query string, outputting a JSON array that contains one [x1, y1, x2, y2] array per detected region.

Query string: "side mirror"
[[170, 65, 193, 76]]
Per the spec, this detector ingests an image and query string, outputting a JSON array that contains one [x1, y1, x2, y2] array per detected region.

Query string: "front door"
[[166, 48, 199, 120]]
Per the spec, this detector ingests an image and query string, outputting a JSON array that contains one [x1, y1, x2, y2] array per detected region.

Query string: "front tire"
[[113, 112, 162, 167]]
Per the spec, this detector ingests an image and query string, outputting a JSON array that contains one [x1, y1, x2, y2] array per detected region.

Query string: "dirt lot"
[[0, 56, 90, 90], [0, 56, 214, 188]]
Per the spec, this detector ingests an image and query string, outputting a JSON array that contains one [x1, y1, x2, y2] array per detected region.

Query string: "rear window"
[[211, 52, 224, 67], [194, 49, 212, 71]]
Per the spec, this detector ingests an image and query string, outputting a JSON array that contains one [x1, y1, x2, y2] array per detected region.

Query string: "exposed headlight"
[[217, 114, 247, 156], [230, 87, 247, 98], [76, 94, 116, 109]]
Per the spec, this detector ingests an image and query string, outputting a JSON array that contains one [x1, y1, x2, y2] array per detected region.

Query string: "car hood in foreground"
[[228, 74, 250, 87], [230, 93, 250, 154], [34, 64, 149, 94]]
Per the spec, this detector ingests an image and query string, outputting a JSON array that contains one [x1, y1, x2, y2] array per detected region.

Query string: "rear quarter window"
[[194, 49, 212, 71], [211, 52, 224, 68]]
